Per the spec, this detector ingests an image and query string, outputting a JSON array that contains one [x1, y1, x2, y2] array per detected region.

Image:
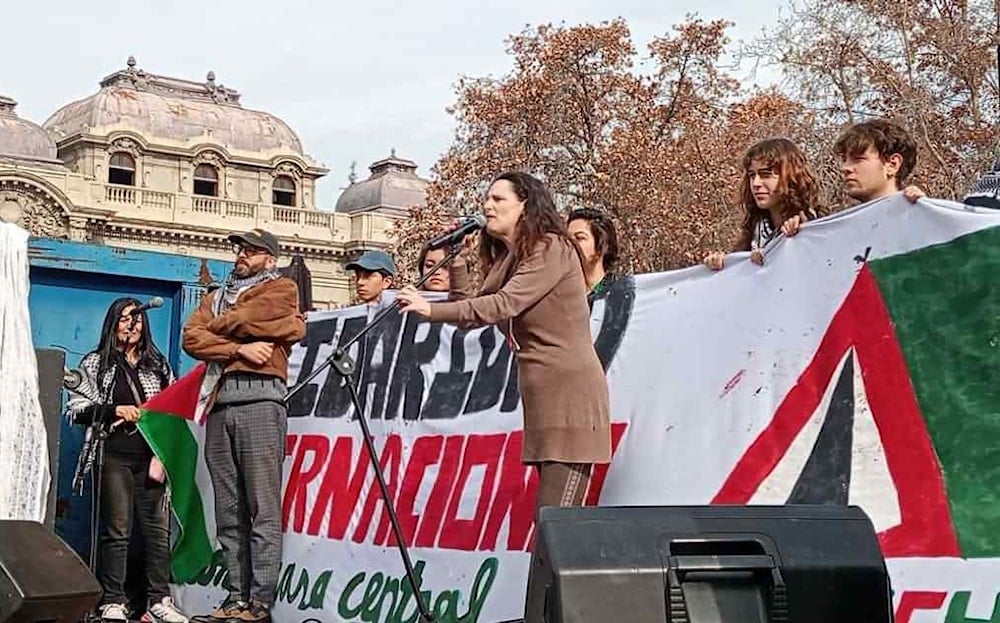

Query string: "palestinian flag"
[[137, 363, 214, 582], [869, 224, 999, 557], [712, 207, 1000, 559]]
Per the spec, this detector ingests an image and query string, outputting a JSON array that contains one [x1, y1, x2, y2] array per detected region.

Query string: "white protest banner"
[[172, 196, 1000, 623]]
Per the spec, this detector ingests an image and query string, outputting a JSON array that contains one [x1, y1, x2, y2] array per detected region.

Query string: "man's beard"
[[234, 261, 256, 277]]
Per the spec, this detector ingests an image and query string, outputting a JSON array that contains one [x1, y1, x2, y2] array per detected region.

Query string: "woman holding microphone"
[[396, 171, 610, 623]]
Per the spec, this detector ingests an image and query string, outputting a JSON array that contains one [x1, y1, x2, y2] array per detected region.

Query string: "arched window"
[[193, 164, 218, 196], [272, 175, 296, 206], [108, 153, 135, 186]]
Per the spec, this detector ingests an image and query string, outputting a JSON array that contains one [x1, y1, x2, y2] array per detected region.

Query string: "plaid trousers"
[[204, 400, 286, 606]]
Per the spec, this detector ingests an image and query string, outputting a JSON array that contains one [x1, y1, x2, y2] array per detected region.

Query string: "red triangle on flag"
[[142, 362, 207, 422], [712, 266, 960, 557]]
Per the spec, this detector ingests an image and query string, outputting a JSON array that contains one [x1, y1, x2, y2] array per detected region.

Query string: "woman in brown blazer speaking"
[[396, 171, 611, 622]]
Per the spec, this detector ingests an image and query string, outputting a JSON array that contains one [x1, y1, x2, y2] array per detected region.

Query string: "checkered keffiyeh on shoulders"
[[66, 351, 174, 418]]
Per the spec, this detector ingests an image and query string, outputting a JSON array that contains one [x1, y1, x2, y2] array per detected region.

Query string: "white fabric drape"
[[0, 222, 49, 522]]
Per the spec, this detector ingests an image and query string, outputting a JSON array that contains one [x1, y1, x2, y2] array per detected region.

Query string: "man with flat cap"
[[345, 249, 397, 308], [183, 229, 305, 623]]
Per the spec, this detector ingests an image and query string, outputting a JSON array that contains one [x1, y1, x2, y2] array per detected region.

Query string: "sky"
[[3, 0, 783, 209]]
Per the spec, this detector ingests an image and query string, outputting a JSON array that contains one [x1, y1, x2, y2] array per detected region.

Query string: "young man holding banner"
[[183, 229, 305, 623], [836, 119, 923, 204]]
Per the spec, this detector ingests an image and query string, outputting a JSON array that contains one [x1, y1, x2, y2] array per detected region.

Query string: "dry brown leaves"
[[392, 3, 998, 281]]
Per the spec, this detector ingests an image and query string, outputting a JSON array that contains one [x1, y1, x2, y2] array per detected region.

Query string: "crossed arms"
[[182, 279, 306, 363]]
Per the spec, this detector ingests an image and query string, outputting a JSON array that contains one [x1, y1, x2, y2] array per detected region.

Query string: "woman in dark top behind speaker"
[[67, 298, 188, 623], [567, 208, 620, 304]]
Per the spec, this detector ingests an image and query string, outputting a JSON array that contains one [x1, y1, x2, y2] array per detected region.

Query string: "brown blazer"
[[431, 234, 611, 464], [182, 278, 306, 382]]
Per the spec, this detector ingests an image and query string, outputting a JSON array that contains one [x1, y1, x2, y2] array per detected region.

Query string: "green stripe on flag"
[[139, 411, 213, 582], [870, 224, 1000, 557]]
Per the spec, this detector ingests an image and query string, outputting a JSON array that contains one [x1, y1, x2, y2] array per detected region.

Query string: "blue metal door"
[[27, 238, 230, 561]]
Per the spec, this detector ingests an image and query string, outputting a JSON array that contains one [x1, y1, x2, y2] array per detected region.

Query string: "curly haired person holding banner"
[[704, 138, 822, 270], [835, 118, 924, 204], [396, 171, 611, 623], [67, 298, 187, 623]]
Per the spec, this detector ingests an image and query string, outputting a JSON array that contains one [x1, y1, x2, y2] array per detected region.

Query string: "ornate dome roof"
[[43, 57, 304, 155], [334, 150, 428, 214], [0, 96, 59, 161]]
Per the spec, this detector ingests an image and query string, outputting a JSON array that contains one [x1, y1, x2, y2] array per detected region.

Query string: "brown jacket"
[[431, 234, 611, 464], [182, 277, 306, 382]]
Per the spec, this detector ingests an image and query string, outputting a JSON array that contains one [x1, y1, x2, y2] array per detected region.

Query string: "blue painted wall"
[[27, 238, 231, 560]]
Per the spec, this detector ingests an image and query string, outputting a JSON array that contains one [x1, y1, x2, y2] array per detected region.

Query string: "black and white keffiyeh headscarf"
[[211, 268, 281, 316]]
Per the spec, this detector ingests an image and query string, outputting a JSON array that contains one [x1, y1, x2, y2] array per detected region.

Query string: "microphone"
[[129, 297, 164, 316], [426, 214, 487, 250]]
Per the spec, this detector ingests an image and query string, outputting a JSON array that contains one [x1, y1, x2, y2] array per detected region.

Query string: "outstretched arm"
[[421, 237, 567, 327]]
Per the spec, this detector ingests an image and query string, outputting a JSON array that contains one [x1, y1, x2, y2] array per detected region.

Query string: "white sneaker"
[[144, 597, 189, 623], [99, 603, 129, 623]]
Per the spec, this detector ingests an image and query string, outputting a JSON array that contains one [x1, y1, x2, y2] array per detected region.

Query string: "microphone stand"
[[87, 413, 110, 573], [66, 350, 131, 578], [285, 244, 463, 623], [67, 380, 111, 574]]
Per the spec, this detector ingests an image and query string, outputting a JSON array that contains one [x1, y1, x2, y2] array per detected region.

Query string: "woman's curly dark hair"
[[479, 171, 583, 269]]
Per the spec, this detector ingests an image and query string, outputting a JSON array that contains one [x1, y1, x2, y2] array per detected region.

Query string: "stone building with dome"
[[0, 57, 429, 308], [336, 150, 429, 217]]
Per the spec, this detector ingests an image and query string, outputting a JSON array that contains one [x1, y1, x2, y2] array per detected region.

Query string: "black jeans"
[[98, 452, 170, 607]]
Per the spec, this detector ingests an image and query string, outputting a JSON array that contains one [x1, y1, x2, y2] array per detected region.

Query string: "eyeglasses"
[[232, 244, 269, 257]]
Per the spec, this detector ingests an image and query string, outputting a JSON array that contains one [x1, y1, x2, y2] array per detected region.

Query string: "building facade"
[[0, 57, 429, 308]]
